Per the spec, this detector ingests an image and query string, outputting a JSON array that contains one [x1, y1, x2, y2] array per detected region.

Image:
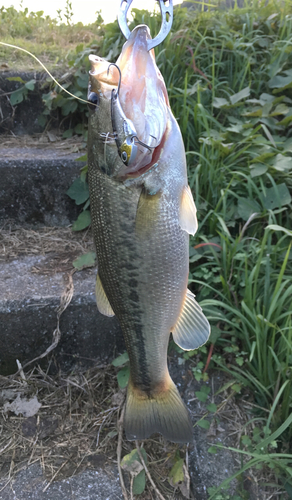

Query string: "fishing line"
[[0, 41, 93, 106]]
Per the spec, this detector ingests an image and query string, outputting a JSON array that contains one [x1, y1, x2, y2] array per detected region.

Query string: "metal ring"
[[118, 0, 173, 51]]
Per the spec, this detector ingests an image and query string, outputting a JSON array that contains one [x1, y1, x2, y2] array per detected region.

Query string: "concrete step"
[[0, 251, 124, 375], [0, 140, 86, 227]]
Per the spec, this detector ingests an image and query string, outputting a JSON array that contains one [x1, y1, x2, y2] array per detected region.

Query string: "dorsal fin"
[[95, 273, 115, 317], [172, 289, 210, 350], [179, 185, 198, 235]]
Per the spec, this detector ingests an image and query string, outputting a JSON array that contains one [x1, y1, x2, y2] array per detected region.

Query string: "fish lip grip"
[[118, 0, 173, 51]]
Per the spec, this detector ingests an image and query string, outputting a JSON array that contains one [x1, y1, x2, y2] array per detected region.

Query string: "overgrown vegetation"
[[2, 0, 292, 498]]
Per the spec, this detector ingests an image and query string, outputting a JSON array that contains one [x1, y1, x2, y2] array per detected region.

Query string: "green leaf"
[[77, 74, 89, 88], [261, 183, 291, 210], [38, 115, 47, 127], [198, 419, 210, 430], [117, 365, 130, 388], [283, 137, 292, 152], [271, 103, 289, 116], [241, 435, 252, 446], [121, 448, 147, 471], [272, 154, 292, 172], [261, 123, 276, 147], [121, 448, 147, 495], [73, 252, 96, 270], [25, 79, 36, 90], [76, 154, 88, 162], [72, 210, 91, 231], [209, 326, 221, 344], [226, 123, 243, 133], [133, 470, 146, 495], [62, 99, 78, 116], [169, 458, 184, 484], [231, 384, 241, 393], [208, 446, 218, 454], [229, 86, 250, 105], [67, 178, 89, 205], [10, 88, 26, 106], [107, 430, 118, 438], [206, 403, 217, 413], [265, 224, 292, 237], [6, 76, 26, 83], [75, 123, 85, 135], [269, 69, 292, 90], [249, 164, 268, 178], [236, 356, 244, 366], [139, 447, 147, 464], [213, 97, 229, 108], [121, 449, 139, 468], [112, 352, 129, 367], [63, 129, 73, 138], [80, 168, 88, 183], [189, 253, 203, 263], [237, 197, 261, 221], [196, 391, 208, 402]]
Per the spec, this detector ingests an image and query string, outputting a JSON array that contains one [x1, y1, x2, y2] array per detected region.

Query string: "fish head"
[[88, 24, 171, 180], [87, 55, 123, 177]]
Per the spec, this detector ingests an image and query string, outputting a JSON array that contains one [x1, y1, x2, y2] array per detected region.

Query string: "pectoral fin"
[[172, 289, 210, 350], [179, 185, 198, 235], [95, 273, 115, 317]]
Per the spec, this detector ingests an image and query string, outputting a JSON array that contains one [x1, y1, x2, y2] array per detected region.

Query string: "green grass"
[[0, 5, 104, 70], [2, 0, 292, 496]]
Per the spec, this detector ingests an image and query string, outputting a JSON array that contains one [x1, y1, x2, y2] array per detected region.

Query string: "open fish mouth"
[[89, 25, 169, 177]]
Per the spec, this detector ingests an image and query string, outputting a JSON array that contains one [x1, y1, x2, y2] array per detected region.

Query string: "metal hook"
[[133, 136, 154, 153], [107, 63, 121, 95], [118, 0, 173, 51]]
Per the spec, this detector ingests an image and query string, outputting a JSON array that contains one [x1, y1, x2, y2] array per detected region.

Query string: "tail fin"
[[124, 377, 193, 443]]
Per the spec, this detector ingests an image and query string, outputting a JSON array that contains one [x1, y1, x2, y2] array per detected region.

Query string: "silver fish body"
[[88, 25, 210, 442]]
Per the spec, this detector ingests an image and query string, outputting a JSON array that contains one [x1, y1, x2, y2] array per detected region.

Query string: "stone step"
[[0, 230, 243, 499], [0, 141, 86, 227], [0, 252, 123, 375]]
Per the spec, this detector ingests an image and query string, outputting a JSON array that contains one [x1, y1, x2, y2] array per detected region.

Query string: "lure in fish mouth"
[[87, 24, 210, 443], [89, 24, 169, 177], [107, 62, 155, 168]]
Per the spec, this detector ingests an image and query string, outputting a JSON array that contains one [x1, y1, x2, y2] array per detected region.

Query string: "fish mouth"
[[89, 25, 169, 178]]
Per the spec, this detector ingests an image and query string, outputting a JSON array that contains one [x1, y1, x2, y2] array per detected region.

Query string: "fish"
[[87, 24, 210, 443]]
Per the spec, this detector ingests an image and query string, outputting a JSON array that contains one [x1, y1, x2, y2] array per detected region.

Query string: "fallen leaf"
[[4, 395, 41, 417]]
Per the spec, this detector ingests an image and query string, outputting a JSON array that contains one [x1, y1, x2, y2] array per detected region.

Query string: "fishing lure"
[[107, 63, 154, 166]]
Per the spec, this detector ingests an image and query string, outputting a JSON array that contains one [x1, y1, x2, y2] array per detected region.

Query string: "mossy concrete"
[[0, 155, 85, 227], [0, 255, 124, 375]]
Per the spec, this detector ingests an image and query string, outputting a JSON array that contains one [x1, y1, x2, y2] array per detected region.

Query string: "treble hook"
[[133, 137, 154, 153], [107, 63, 121, 96], [118, 0, 173, 51]]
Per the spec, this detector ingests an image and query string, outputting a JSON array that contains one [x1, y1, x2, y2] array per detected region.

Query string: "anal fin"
[[95, 273, 115, 317], [172, 289, 210, 350]]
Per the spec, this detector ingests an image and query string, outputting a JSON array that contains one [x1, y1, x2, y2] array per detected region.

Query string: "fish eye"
[[87, 92, 99, 112]]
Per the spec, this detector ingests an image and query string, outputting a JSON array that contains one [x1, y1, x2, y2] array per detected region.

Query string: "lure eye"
[[87, 92, 99, 112], [119, 137, 137, 166], [121, 151, 128, 163]]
